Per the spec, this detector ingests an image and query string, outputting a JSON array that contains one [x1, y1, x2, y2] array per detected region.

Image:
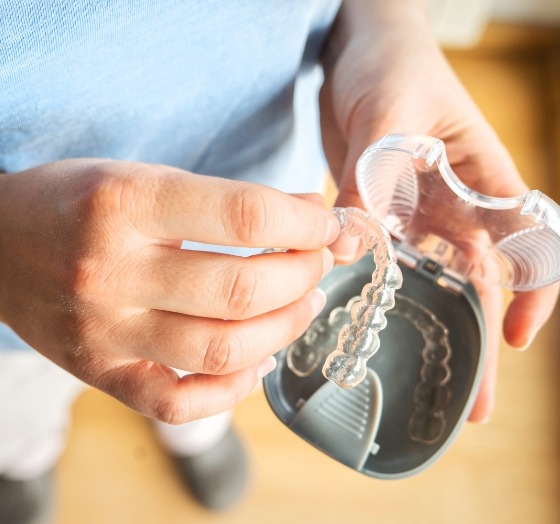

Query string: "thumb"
[[329, 143, 371, 264]]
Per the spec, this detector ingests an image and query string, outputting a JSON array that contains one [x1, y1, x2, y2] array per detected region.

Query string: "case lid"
[[356, 134, 560, 291]]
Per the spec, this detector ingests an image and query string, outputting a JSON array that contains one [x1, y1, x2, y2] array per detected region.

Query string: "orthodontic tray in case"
[[263, 133, 560, 478]]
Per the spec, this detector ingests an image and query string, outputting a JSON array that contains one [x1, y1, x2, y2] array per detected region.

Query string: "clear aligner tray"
[[264, 134, 560, 478]]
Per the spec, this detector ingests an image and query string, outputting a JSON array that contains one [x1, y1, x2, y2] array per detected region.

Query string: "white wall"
[[493, 0, 560, 25], [428, 0, 496, 48], [428, 0, 560, 48]]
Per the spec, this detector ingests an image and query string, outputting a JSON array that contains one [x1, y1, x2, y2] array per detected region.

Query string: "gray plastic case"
[[263, 133, 560, 478]]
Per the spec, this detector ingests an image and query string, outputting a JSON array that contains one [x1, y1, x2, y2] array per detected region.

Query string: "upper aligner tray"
[[322, 207, 402, 388]]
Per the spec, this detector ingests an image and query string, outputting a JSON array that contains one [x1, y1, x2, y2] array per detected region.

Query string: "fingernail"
[[321, 247, 335, 278], [307, 287, 327, 317], [519, 333, 536, 352], [257, 356, 277, 379], [324, 215, 340, 245]]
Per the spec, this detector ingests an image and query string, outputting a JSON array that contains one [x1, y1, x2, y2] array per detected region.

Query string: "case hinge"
[[396, 244, 465, 295]]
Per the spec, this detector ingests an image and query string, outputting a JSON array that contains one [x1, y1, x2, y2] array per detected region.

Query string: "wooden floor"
[[53, 24, 560, 524]]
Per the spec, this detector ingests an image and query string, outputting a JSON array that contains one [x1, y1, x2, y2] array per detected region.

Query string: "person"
[[1, 1, 557, 522]]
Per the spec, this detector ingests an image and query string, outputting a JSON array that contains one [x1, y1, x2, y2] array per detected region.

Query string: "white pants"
[[0, 351, 83, 479], [0, 350, 231, 480]]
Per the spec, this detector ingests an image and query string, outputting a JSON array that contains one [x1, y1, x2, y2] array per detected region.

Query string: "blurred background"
[[53, 2, 560, 523]]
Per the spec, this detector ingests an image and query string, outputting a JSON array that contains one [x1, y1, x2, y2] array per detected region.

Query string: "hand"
[[319, 0, 558, 421], [0, 159, 339, 423]]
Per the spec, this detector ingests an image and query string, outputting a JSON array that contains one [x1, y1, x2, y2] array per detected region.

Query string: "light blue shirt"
[[0, 0, 342, 350]]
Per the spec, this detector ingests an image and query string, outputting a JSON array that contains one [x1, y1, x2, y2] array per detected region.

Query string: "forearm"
[[321, 0, 457, 139], [325, 0, 432, 61]]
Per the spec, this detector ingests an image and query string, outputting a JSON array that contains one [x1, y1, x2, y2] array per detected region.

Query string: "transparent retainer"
[[287, 292, 452, 445], [393, 295, 452, 445], [355, 133, 560, 291], [323, 208, 402, 388], [287, 207, 402, 388]]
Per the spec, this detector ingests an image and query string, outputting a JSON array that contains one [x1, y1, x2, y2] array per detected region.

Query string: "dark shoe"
[[172, 427, 249, 511], [0, 471, 53, 524]]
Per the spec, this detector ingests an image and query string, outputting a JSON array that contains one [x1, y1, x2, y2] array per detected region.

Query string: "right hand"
[[0, 159, 339, 423], [318, 0, 558, 422]]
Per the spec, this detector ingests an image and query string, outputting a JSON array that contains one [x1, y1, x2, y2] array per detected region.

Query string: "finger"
[[328, 231, 367, 265], [133, 247, 333, 320], [468, 359, 498, 424], [329, 173, 366, 265], [328, 137, 377, 264], [468, 283, 504, 423], [503, 284, 559, 349], [95, 356, 277, 423], [445, 132, 528, 199], [132, 167, 339, 249], [125, 288, 327, 374], [290, 193, 326, 206]]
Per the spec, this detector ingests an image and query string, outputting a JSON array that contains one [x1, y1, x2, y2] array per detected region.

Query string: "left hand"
[[319, 0, 558, 422]]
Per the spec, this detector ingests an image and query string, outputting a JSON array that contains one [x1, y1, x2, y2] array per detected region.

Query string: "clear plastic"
[[390, 295, 452, 445], [356, 134, 560, 291], [321, 208, 402, 387], [285, 207, 402, 388], [287, 290, 452, 444]]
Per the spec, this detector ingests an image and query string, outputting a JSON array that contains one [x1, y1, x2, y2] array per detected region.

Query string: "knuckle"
[[228, 186, 269, 244], [61, 251, 124, 305], [63, 253, 103, 297], [75, 165, 137, 228], [153, 396, 188, 425], [222, 265, 259, 319], [203, 330, 242, 375]]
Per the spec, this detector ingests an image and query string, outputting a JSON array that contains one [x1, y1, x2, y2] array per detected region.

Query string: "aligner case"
[[264, 134, 560, 478]]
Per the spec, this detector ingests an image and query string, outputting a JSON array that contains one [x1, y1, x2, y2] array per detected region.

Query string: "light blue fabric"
[[0, 1, 342, 350]]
